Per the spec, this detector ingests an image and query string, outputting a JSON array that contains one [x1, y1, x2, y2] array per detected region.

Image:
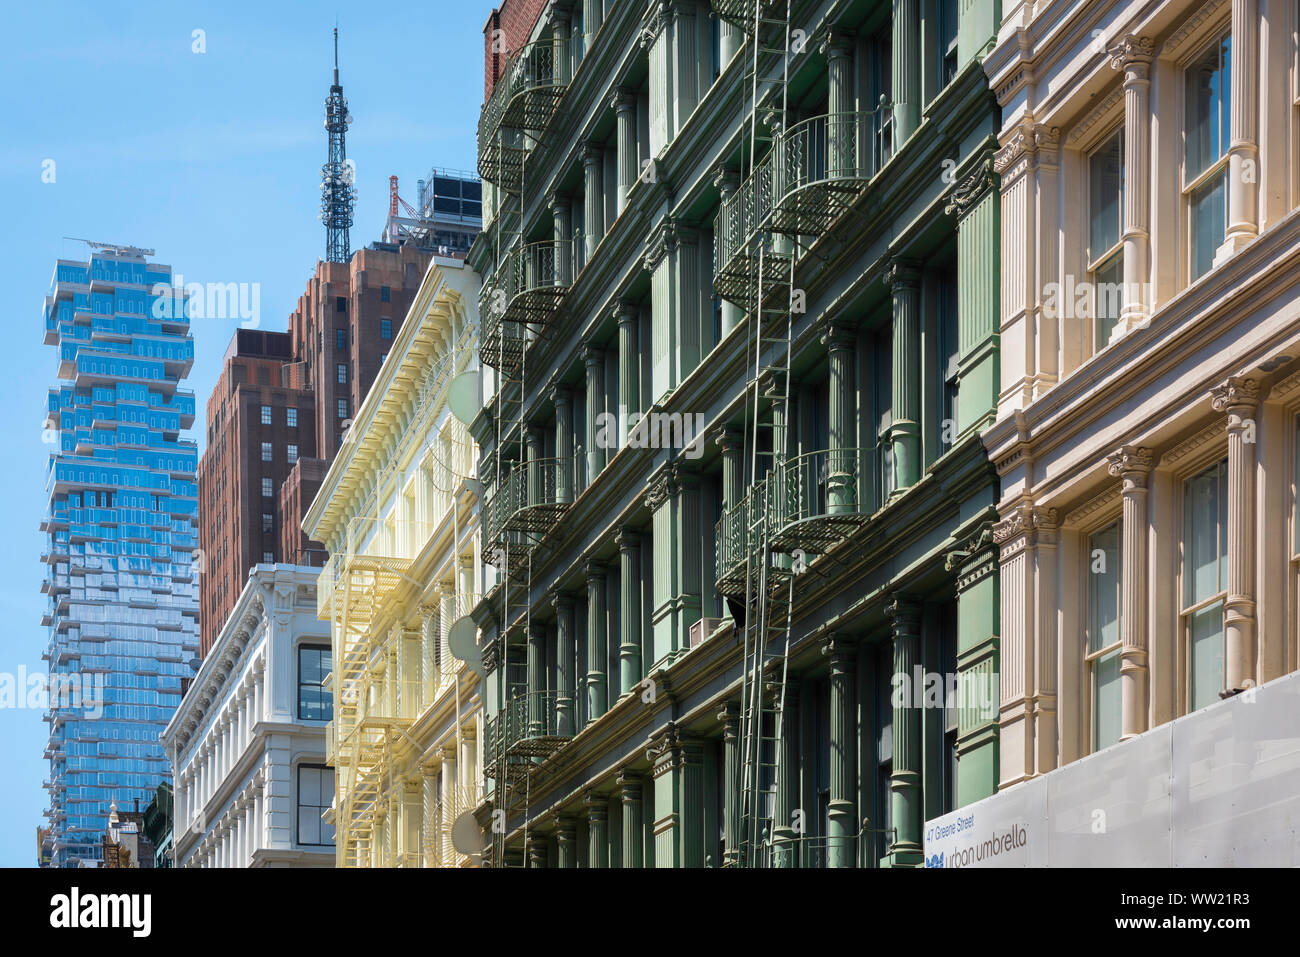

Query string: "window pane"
[[300, 767, 320, 805], [1089, 131, 1123, 259], [1189, 171, 1226, 281], [1189, 601, 1224, 708], [1093, 251, 1124, 352], [1185, 37, 1229, 181], [1093, 647, 1122, 750], [1087, 522, 1121, 653], [298, 808, 320, 846], [1184, 460, 1226, 606]]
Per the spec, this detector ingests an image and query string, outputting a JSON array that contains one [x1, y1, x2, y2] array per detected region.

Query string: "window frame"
[[297, 643, 332, 723], [1086, 126, 1126, 352], [260, 405, 272, 426], [1083, 517, 1123, 752], [1178, 454, 1230, 713], [296, 762, 335, 847], [1181, 30, 1232, 283]]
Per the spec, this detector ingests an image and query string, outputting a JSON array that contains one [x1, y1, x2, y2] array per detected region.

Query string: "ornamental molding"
[[1064, 485, 1121, 528], [1210, 376, 1261, 413], [1067, 86, 1124, 145], [1107, 34, 1154, 70], [1159, 420, 1224, 468], [992, 504, 1059, 544], [1106, 446, 1155, 477], [944, 156, 999, 218], [1162, 0, 1231, 59], [993, 120, 1060, 175]]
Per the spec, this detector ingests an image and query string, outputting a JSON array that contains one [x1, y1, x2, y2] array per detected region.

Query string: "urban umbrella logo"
[[925, 851, 943, 868]]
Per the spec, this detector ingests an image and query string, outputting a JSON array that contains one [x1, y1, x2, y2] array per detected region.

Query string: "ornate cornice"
[[645, 467, 676, 511], [993, 119, 1060, 175], [992, 504, 1059, 544], [945, 156, 999, 218], [1162, 0, 1230, 59]]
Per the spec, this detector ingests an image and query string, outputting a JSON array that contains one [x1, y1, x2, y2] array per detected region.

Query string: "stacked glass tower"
[[40, 245, 199, 867]]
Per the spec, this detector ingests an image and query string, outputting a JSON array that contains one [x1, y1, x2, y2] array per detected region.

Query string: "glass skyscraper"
[[40, 245, 199, 867]]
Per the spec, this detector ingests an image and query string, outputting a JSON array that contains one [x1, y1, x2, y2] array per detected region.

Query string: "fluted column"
[[612, 89, 638, 214], [1107, 447, 1154, 738], [584, 340, 605, 483], [1109, 36, 1154, 328], [586, 560, 608, 722], [440, 743, 456, 865], [719, 702, 741, 866], [617, 528, 642, 691], [1211, 377, 1260, 694], [552, 382, 573, 504], [552, 591, 576, 737], [582, 0, 602, 47], [715, 427, 744, 508], [618, 771, 644, 868], [823, 319, 856, 511], [891, 0, 921, 144], [550, 191, 572, 286], [555, 815, 577, 868], [770, 686, 801, 867], [615, 299, 639, 447], [886, 598, 923, 865], [527, 622, 546, 737], [525, 424, 544, 509], [422, 763, 438, 867], [824, 30, 855, 174], [527, 833, 549, 870], [824, 637, 857, 867], [1223, 0, 1259, 255], [582, 143, 605, 260], [585, 790, 609, 868], [713, 169, 742, 337], [889, 261, 922, 492]]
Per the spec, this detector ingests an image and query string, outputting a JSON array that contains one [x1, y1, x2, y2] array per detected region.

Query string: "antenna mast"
[[321, 27, 356, 263]]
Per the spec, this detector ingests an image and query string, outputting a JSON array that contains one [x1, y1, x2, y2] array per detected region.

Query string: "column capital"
[[945, 155, 999, 219], [645, 466, 676, 511], [582, 338, 605, 366], [583, 789, 608, 815], [547, 190, 570, 213], [713, 426, 743, 453], [616, 770, 644, 796], [820, 632, 858, 665], [548, 375, 572, 403], [612, 297, 639, 324], [884, 594, 922, 628], [610, 86, 638, 113], [581, 142, 604, 167], [584, 558, 608, 581], [1210, 376, 1261, 415], [712, 166, 740, 195], [553, 813, 577, 835], [718, 699, 741, 734], [1107, 34, 1155, 70], [992, 502, 1059, 545], [1106, 445, 1155, 480], [615, 526, 641, 550], [993, 118, 1061, 175], [550, 589, 577, 611], [885, 258, 922, 291], [820, 28, 856, 59], [818, 316, 857, 350]]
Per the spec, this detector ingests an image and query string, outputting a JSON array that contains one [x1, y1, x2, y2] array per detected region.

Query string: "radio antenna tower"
[[321, 27, 356, 263]]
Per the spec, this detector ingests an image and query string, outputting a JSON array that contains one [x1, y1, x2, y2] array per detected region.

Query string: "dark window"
[[286, 407, 298, 428], [380, 318, 393, 340], [336, 328, 347, 350], [335, 296, 347, 313], [297, 764, 335, 846], [380, 286, 391, 302], [262, 512, 273, 533], [298, 645, 332, 721]]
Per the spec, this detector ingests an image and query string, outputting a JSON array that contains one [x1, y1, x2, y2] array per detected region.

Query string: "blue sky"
[[0, 0, 493, 866]]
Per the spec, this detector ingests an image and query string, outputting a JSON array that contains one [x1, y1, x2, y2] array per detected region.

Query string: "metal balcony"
[[713, 153, 791, 308], [481, 239, 574, 330], [477, 36, 571, 188], [746, 832, 862, 868], [479, 293, 527, 375], [767, 448, 870, 554], [484, 690, 570, 771], [769, 109, 890, 237], [482, 457, 575, 550]]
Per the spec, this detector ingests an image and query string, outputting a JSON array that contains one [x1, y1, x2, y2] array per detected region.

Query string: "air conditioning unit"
[[689, 617, 724, 649]]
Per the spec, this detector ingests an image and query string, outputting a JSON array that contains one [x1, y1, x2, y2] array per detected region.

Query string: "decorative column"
[[422, 762, 438, 867], [648, 724, 705, 867], [823, 318, 856, 511], [824, 30, 855, 174], [770, 686, 801, 868], [555, 815, 577, 868], [585, 790, 609, 868], [615, 299, 640, 448], [944, 524, 1000, 805], [618, 771, 644, 868], [712, 169, 742, 337], [1108, 36, 1154, 329], [552, 381, 573, 504], [582, 143, 605, 261], [617, 527, 642, 692], [550, 191, 572, 286], [886, 600, 923, 866], [612, 88, 638, 214], [585, 560, 608, 722], [891, 0, 921, 144], [647, 466, 701, 665], [888, 260, 922, 492], [584, 340, 605, 483], [582, 0, 602, 47], [1221, 0, 1259, 257], [1107, 447, 1154, 738], [945, 157, 1001, 436], [548, 2, 573, 85], [718, 702, 741, 866], [527, 833, 549, 870], [1211, 377, 1260, 694], [715, 427, 744, 509], [718, 17, 741, 66], [526, 424, 544, 508], [644, 220, 702, 400], [440, 742, 457, 864], [527, 622, 546, 738], [824, 637, 858, 867], [552, 591, 576, 737]]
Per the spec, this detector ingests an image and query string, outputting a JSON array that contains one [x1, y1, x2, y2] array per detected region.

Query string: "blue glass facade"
[[40, 250, 199, 867]]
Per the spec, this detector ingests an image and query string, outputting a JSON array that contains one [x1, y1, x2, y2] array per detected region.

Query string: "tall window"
[[260, 405, 272, 426], [336, 328, 347, 350], [380, 285, 391, 302], [938, 0, 959, 88], [874, 326, 894, 504], [337, 398, 348, 419], [1086, 521, 1122, 750], [261, 512, 273, 533], [380, 318, 393, 339], [261, 476, 273, 497], [286, 407, 298, 428], [1089, 129, 1125, 350], [297, 765, 335, 846], [287, 444, 298, 465], [337, 363, 348, 384], [298, 644, 332, 721], [1183, 458, 1228, 710], [871, 27, 894, 167], [335, 296, 347, 313], [260, 441, 272, 462], [1184, 34, 1231, 281], [262, 550, 274, 563]]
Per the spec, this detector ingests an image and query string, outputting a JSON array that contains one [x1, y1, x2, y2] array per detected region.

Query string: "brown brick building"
[[198, 243, 434, 655]]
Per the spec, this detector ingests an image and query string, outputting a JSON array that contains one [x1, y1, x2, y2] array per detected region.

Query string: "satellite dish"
[[447, 616, 481, 675], [447, 369, 481, 426], [451, 811, 483, 859]]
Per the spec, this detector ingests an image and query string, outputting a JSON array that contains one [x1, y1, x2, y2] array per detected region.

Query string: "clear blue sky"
[[0, 0, 494, 866]]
